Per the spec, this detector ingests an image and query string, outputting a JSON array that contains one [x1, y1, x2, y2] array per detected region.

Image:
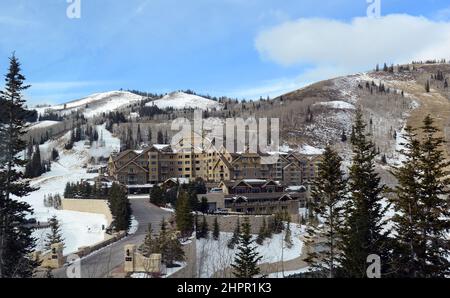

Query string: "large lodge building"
[[106, 135, 322, 218], [107, 143, 322, 187]]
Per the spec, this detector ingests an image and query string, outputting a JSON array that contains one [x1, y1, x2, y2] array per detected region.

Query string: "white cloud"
[[255, 14, 450, 68]]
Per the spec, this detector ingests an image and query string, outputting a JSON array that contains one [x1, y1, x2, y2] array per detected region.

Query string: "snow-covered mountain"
[[35, 91, 144, 118], [145, 91, 222, 110]]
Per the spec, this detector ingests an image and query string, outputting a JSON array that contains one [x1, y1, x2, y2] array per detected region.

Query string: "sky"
[[1, 0, 450, 106]]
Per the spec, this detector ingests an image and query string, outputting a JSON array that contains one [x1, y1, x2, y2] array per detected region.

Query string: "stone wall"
[[124, 244, 162, 274], [61, 198, 113, 225], [201, 214, 274, 234]]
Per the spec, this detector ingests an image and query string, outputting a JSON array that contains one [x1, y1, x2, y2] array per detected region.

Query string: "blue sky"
[[1, 0, 450, 106]]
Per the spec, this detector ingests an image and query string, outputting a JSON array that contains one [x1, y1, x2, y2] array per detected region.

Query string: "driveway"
[[53, 198, 172, 278]]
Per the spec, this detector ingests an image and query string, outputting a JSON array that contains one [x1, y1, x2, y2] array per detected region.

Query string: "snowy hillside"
[[16, 125, 120, 254], [145, 92, 222, 110], [34, 91, 144, 118]]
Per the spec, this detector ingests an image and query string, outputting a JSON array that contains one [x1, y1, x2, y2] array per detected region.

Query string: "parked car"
[[209, 188, 223, 193]]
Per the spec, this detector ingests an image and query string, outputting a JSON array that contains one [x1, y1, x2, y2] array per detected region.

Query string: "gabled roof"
[[117, 160, 148, 173], [212, 153, 233, 171]]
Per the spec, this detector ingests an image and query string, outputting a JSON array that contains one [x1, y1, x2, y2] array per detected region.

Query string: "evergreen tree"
[[256, 217, 268, 245], [164, 237, 185, 267], [136, 124, 142, 145], [390, 126, 423, 277], [44, 216, 64, 250], [284, 219, 293, 249], [213, 217, 220, 241], [304, 147, 346, 278], [199, 215, 209, 239], [228, 218, 240, 249], [232, 219, 263, 278], [340, 108, 389, 278], [199, 197, 209, 214], [157, 130, 164, 144], [0, 54, 39, 277], [108, 183, 132, 232], [175, 191, 193, 238], [417, 116, 450, 277], [141, 223, 160, 257], [150, 185, 165, 206], [341, 130, 347, 142], [147, 127, 152, 144]]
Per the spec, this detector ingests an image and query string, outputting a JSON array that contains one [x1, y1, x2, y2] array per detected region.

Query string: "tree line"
[[304, 108, 450, 278]]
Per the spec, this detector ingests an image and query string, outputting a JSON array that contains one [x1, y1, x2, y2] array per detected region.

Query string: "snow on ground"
[[314, 101, 356, 110], [34, 91, 144, 118], [130, 262, 187, 278], [129, 217, 139, 235], [16, 125, 121, 255], [145, 92, 222, 111], [298, 145, 325, 155], [268, 267, 311, 278], [29, 120, 60, 130], [196, 223, 304, 278]]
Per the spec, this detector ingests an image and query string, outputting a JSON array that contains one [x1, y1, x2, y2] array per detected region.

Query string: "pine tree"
[[150, 185, 165, 206], [256, 217, 267, 245], [213, 217, 220, 240], [136, 124, 142, 146], [164, 237, 185, 267], [199, 197, 209, 214], [44, 216, 64, 250], [304, 146, 346, 278], [147, 127, 152, 144], [390, 126, 423, 277], [175, 191, 193, 238], [228, 218, 240, 249], [141, 224, 160, 257], [232, 219, 263, 278], [199, 215, 209, 239], [417, 116, 450, 277], [0, 54, 39, 277], [157, 130, 164, 144], [108, 183, 132, 232], [340, 108, 389, 278], [341, 130, 347, 142], [284, 219, 293, 249]]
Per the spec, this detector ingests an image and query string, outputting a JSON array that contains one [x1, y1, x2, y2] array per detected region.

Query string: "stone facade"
[[124, 244, 162, 274]]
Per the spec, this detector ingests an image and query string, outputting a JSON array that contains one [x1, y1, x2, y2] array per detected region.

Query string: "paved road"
[[54, 198, 171, 278]]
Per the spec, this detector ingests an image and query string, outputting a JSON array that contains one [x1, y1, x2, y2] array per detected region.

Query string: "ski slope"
[[17, 125, 120, 254], [145, 92, 222, 110], [34, 91, 144, 118]]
